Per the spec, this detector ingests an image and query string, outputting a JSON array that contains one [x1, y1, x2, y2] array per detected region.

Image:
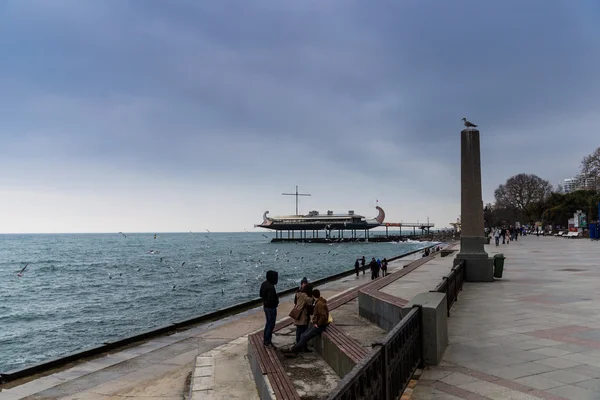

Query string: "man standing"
[[369, 257, 378, 280], [283, 289, 329, 356], [354, 259, 360, 277], [361, 256, 366, 275], [260, 270, 279, 348]]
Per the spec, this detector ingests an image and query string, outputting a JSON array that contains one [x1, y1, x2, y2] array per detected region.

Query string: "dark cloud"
[[0, 0, 599, 231]]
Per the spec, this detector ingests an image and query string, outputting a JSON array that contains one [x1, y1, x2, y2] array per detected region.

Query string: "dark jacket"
[[260, 270, 279, 308], [369, 260, 378, 271], [312, 297, 329, 327]]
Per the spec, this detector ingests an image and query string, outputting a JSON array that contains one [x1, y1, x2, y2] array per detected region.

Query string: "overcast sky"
[[1, 0, 599, 233]]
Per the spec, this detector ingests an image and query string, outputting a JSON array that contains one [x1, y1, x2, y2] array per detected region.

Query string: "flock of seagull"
[[14, 231, 349, 295]]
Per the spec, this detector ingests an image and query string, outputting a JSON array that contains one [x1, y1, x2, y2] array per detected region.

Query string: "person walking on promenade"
[[354, 259, 360, 277], [259, 270, 279, 348], [369, 257, 378, 280], [494, 228, 501, 246], [283, 289, 329, 357], [361, 256, 366, 275], [381, 258, 388, 277], [501, 227, 506, 244], [291, 283, 313, 352], [376, 258, 382, 278]]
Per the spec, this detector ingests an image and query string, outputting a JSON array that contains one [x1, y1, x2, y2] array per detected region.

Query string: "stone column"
[[455, 128, 494, 281]]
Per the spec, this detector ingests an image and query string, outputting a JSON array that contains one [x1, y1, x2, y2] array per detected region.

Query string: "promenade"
[[0, 250, 426, 400], [414, 236, 600, 400]]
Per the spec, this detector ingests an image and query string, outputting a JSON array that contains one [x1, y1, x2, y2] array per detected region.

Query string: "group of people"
[[353, 256, 388, 280], [491, 226, 523, 246], [259, 271, 330, 357]]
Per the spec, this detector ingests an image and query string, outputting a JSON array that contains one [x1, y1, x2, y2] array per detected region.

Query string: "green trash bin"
[[493, 253, 505, 278]]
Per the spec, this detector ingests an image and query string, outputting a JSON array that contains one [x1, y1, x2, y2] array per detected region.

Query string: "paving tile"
[[514, 374, 565, 390], [485, 362, 555, 380], [510, 340, 548, 350], [466, 356, 520, 368], [534, 357, 581, 369], [547, 384, 599, 399], [458, 380, 540, 400], [440, 372, 479, 386], [531, 347, 573, 357], [563, 364, 600, 379], [560, 353, 600, 365], [553, 343, 592, 353], [420, 369, 453, 381], [512, 350, 551, 362], [0, 391, 24, 400], [575, 378, 600, 393], [536, 369, 591, 384]]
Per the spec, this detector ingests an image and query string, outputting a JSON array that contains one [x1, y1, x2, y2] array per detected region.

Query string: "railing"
[[432, 260, 465, 316], [327, 307, 422, 400]]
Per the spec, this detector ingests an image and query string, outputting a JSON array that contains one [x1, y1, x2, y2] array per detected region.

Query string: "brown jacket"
[[293, 292, 310, 326], [312, 297, 329, 327]]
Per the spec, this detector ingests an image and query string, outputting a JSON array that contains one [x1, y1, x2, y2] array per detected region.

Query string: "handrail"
[[329, 306, 422, 400]]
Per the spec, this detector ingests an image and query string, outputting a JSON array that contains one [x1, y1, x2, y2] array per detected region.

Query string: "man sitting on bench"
[[283, 289, 329, 357]]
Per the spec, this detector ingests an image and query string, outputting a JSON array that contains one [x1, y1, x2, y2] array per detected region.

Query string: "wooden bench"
[[248, 332, 301, 399]]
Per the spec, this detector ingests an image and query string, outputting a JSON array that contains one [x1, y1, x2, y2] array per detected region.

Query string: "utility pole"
[[282, 186, 311, 215]]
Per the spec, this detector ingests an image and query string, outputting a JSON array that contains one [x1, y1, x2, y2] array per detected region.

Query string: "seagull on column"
[[462, 117, 478, 128]]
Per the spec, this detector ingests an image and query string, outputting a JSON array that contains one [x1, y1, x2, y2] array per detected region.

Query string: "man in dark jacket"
[[361, 256, 366, 274], [284, 289, 329, 356], [260, 270, 279, 347], [369, 258, 378, 280]]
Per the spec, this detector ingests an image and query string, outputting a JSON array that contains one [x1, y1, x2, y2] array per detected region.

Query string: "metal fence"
[[432, 260, 465, 316], [327, 307, 422, 400]]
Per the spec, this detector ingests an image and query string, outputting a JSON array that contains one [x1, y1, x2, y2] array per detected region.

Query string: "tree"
[[578, 147, 600, 191], [555, 184, 564, 194], [494, 174, 553, 220]]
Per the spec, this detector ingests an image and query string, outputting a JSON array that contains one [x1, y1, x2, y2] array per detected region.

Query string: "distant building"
[[563, 178, 577, 193], [563, 176, 597, 193]]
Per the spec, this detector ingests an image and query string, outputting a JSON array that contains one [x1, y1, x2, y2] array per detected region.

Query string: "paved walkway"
[[414, 236, 600, 400], [0, 250, 426, 400]]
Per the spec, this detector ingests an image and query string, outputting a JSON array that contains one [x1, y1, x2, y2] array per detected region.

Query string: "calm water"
[[0, 232, 432, 372]]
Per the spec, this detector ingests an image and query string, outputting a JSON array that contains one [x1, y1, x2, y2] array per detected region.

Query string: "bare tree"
[[494, 174, 553, 213], [578, 147, 600, 191]]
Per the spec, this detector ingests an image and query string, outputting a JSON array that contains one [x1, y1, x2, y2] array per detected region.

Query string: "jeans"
[[495, 237, 499, 246], [295, 325, 308, 346], [292, 324, 326, 352], [263, 307, 277, 345]]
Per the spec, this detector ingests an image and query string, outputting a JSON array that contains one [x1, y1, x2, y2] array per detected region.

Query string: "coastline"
[[0, 243, 440, 384]]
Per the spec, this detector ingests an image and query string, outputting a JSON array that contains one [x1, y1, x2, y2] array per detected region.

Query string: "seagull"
[[17, 263, 29, 277], [262, 234, 269, 239], [205, 229, 211, 233], [181, 262, 186, 267], [118, 232, 127, 238], [462, 117, 478, 128]]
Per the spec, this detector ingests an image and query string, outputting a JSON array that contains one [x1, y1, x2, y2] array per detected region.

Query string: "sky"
[[1, 0, 599, 233]]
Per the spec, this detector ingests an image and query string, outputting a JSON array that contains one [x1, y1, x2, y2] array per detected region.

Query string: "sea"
[[0, 232, 435, 373]]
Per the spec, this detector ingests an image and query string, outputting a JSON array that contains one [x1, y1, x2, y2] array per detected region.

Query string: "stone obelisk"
[[455, 128, 494, 281]]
